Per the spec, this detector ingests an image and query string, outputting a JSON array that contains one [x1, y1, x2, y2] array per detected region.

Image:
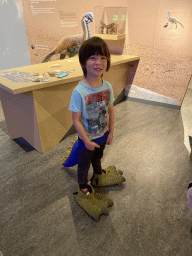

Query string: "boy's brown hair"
[[79, 36, 111, 77]]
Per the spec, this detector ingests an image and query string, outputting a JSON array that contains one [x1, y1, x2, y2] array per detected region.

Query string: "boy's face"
[[85, 54, 107, 79]]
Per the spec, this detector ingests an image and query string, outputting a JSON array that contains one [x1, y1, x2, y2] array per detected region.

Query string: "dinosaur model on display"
[[100, 21, 118, 34], [42, 12, 94, 62], [167, 11, 184, 29]]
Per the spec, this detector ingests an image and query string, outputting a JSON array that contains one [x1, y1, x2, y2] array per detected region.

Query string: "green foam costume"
[[91, 166, 126, 187], [61, 134, 126, 220], [74, 184, 113, 221]]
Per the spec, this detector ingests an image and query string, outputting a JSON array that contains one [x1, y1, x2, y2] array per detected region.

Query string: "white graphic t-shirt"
[[69, 80, 114, 140]]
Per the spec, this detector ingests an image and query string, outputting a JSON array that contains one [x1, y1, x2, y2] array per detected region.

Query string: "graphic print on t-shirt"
[[84, 89, 110, 136]]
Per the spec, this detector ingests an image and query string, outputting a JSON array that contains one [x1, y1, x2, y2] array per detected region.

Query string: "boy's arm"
[[72, 112, 100, 150], [106, 103, 115, 145]]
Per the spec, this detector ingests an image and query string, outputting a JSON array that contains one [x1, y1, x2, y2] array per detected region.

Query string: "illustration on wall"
[[166, 11, 184, 29], [21, 0, 94, 64], [123, 4, 191, 107], [1, 0, 192, 109], [159, 10, 187, 45], [42, 12, 94, 62]]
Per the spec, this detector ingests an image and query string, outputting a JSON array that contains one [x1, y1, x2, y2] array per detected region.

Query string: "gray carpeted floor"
[[0, 88, 192, 256]]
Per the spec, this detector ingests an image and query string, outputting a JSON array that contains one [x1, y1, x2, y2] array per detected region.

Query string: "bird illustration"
[[42, 12, 94, 63], [167, 11, 184, 29]]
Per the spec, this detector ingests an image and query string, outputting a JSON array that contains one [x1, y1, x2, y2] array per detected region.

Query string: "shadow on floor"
[[13, 137, 35, 152]]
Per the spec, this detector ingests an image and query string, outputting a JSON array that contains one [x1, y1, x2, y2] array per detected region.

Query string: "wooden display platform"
[[0, 54, 140, 153], [94, 34, 126, 40]]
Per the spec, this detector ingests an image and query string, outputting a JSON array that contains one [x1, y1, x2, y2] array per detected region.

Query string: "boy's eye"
[[89, 56, 106, 60]]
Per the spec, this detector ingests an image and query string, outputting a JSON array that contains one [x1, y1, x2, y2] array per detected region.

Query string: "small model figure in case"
[[94, 6, 126, 36], [100, 21, 119, 34]]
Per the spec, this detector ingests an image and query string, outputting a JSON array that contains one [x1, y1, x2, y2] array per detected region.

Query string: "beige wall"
[[21, 0, 192, 56], [125, 0, 192, 105], [22, 0, 128, 41], [22, 0, 191, 104], [127, 0, 192, 56], [127, 0, 159, 47]]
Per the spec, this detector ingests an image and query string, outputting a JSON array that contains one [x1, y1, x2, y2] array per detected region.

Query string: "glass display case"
[[94, 6, 127, 40]]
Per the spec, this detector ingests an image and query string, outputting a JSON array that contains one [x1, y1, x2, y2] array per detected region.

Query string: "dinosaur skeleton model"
[[100, 21, 118, 34], [100, 21, 105, 34], [42, 12, 94, 63], [167, 11, 184, 29]]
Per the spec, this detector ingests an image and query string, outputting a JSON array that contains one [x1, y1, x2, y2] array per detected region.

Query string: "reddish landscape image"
[[124, 43, 192, 105]]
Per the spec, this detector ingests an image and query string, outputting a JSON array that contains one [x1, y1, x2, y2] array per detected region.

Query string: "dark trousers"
[[78, 143, 106, 189]]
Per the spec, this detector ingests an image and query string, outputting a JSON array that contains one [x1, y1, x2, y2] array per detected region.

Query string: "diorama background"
[[0, 0, 192, 105], [124, 0, 192, 105]]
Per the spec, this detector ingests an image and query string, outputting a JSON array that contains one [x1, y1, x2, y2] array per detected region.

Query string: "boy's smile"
[[85, 55, 107, 78]]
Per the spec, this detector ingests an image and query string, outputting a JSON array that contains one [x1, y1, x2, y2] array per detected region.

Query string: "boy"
[[68, 37, 126, 220]]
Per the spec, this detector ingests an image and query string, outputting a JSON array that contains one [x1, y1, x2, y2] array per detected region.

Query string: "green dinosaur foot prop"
[[91, 166, 126, 187], [94, 192, 114, 207], [74, 184, 113, 221]]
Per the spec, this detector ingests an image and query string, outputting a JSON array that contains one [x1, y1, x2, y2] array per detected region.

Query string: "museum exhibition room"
[[0, 0, 192, 255]]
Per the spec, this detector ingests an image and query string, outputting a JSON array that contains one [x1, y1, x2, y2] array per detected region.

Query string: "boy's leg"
[[90, 143, 126, 187], [91, 143, 106, 174], [78, 148, 94, 189]]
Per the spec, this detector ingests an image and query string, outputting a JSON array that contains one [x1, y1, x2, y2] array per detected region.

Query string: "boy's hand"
[[106, 132, 113, 145], [85, 141, 100, 151]]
